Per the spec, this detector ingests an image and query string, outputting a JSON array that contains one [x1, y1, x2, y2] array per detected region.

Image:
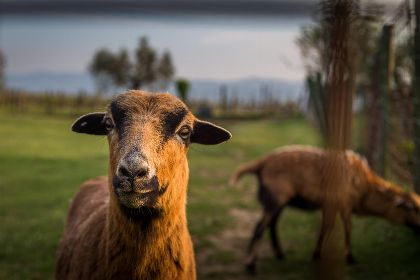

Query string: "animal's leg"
[[313, 209, 336, 261], [245, 210, 273, 274], [340, 210, 355, 264], [313, 227, 326, 260], [269, 207, 285, 260]]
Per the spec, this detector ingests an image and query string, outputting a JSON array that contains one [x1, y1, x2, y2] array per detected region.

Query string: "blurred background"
[[1, 0, 420, 279]]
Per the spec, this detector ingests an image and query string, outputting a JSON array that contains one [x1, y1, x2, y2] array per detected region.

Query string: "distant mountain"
[[188, 78, 304, 103], [6, 72, 304, 103], [6, 72, 95, 94]]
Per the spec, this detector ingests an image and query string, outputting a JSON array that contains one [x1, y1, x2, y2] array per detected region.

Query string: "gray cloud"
[[0, 0, 399, 17]]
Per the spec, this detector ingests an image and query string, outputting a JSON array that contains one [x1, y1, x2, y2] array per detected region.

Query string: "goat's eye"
[[104, 118, 114, 132], [177, 126, 191, 141]]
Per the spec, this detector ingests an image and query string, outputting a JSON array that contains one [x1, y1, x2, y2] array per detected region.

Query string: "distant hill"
[[6, 72, 304, 103], [188, 78, 304, 103], [6, 72, 94, 94]]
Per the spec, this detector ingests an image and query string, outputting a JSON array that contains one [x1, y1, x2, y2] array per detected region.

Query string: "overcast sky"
[[0, 0, 399, 82], [0, 15, 310, 82]]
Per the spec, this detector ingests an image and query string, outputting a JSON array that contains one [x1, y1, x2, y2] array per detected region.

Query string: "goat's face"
[[71, 91, 231, 212], [396, 192, 420, 233]]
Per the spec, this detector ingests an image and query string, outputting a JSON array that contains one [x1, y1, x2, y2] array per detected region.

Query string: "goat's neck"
[[104, 176, 189, 270], [109, 196, 186, 239], [359, 176, 402, 220]]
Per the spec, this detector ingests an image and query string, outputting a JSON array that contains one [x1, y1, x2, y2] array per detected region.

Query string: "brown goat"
[[231, 145, 420, 273], [55, 90, 231, 280]]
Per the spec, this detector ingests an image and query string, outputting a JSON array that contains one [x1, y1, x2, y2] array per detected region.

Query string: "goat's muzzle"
[[112, 149, 161, 208], [116, 150, 150, 182], [112, 175, 161, 208]]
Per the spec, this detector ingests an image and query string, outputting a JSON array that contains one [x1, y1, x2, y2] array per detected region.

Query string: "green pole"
[[377, 25, 394, 176], [413, 0, 420, 193]]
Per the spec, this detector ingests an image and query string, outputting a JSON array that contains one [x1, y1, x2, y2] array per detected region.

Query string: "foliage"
[[0, 90, 107, 116], [175, 78, 190, 103], [296, 25, 327, 76], [157, 51, 175, 89], [306, 73, 327, 140], [132, 37, 157, 89], [0, 89, 303, 120], [89, 49, 131, 94], [89, 37, 175, 93], [296, 2, 382, 87], [360, 0, 419, 186], [297, 1, 384, 148]]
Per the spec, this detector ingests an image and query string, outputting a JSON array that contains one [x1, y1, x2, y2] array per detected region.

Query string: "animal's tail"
[[229, 159, 263, 186]]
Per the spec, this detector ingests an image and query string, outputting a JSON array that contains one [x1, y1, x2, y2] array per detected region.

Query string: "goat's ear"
[[71, 112, 107, 135], [191, 120, 231, 145]]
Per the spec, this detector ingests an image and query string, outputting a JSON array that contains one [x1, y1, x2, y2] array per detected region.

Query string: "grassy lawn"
[[0, 113, 419, 280]]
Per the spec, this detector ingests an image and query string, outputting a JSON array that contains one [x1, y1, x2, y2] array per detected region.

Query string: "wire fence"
[[365, 0, 418, 189]]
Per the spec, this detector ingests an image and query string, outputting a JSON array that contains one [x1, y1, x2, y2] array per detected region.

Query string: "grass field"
[[0, 113, 419, 280]]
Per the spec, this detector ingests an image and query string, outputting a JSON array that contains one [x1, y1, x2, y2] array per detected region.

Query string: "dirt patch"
[[197, 207, 273, 277], [207, 208, 258, 252]]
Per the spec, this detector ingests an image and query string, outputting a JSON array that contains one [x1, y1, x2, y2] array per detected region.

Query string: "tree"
[[89, 48, 131, 94], [157, 51, 175, 89], [297, 1, 383, 145], [114, 49, 132, 87], [176, 79, 190, 103], [296, 3, 382, 87], [89, 37, 176, 93], [0, 50, 5, 90], [132, 37, 156, 89], [296, 25, 328, 76]]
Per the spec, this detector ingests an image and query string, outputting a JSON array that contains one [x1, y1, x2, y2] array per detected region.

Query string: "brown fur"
[[56, 91, 231, 280], [231, 145, 420, 273]]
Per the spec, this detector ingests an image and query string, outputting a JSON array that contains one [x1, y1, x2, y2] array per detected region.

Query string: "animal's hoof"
[[312, 251, 321, 261], [276, 252, 286, 260], [346, 254, 356, 264], [245, 262, 257, 275]]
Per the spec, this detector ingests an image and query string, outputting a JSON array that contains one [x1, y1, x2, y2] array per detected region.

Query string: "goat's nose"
[[117, 152, 149, 181], [118, 164, 149, 180]]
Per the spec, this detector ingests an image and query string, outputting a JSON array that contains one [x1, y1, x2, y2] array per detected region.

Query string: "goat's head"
[[393, 192, 420, 233], [71, 91, 231, 214]]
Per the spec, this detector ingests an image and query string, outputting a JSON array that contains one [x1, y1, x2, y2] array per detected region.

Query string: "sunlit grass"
[[0, 113, 419, 280]]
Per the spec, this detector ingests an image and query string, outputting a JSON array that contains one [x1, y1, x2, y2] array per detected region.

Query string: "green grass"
[[0, 113, 419, 280]]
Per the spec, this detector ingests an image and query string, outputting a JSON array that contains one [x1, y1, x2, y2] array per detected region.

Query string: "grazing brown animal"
[[55, 90, 231, 280], [231, 145, 420, 273]]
